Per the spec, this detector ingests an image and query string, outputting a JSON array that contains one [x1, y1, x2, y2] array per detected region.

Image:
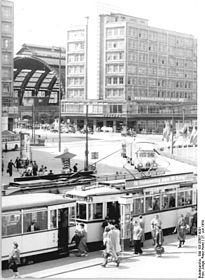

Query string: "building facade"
[[1, 0, 17, 130], [59, 13, 197, 133]]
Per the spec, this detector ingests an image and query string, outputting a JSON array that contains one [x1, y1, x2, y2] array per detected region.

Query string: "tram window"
[[23, 211, 48, 233], [50, 210, 57, 229], [2, 214, 21, 236], [69, 206, 76, 222], [93, 203, 103, 219], [88, 204, 92, 220], [77, 203, 86, 220], [178, 190, 192, 206], [133, 198, 144, 215], [162, 193, 176, 209], [145, 196, 153, 212], [153, 196, 160, 211]]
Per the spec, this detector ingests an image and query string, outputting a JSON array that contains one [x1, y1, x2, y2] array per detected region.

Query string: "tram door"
[[107, 201, 120, 222], [58, 208, 68, 253]]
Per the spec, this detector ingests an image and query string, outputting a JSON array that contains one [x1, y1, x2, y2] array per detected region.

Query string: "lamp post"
[[58, 47, 62, 153]]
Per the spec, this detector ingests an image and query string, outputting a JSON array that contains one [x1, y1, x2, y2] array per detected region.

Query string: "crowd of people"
[[7, 211, 197, 277], [4, 157, 79, 178]]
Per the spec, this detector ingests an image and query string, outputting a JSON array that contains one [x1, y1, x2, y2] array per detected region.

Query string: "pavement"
[[2, 234, 197, 279]]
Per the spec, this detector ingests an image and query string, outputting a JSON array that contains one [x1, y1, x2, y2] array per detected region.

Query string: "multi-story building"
[[1, 0, 17, 130], [63, 12, 197, 133]]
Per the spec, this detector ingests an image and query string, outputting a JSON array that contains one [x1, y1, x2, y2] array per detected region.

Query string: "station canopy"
[[14, 44, 66, 105]]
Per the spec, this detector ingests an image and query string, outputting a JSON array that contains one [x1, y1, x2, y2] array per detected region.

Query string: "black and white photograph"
[[1, 0, 204, 279]]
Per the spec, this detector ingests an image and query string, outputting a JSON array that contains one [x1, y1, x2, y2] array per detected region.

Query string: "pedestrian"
[[39, 165, 44, 175], [102, 226, 119, 267], [71, 229, 82, 256], [190, 211, 197, 235], [78, 223, 88, 256], [32, 161, 38, 176], [15, 157, 21, 171], [7, 160, 15, 177], [73, 163, 78, 172], [113, 224, 121, 256], [2, 157, 4, 174], [8, 242, 21, 278], [176, 214, 188, 248], [133, 220, 143, 255], [138, 215, 145, 247], [155, 226, 164, 257], [43, 166, 48, 175], [24, 158, 29, 168], [150, 214, 162, 246]]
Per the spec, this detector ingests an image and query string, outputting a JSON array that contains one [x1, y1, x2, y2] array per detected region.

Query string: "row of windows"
[[67, 54, 84, 63], [127, 27, 194, 48], [128, 38, 194, 56], [105, 89, 124, 98], [65, 89, 84, 99], [127, 88, 196, 100], [106, 64, 124, 74], [62, 103, 84, 113], [133, 189, 192, 215], [67, 65, 84, 74], [67, 30, 85, 41], [2, 22, 12, 34], [2, 53, 12, 64], [2, 67, 12, 80], [67, 77, 84, 86], [106, 76, 124, 85], [127, 52, 196, 69], [106, 40, 124, 50], [1, 5, 13, 20], [67, 42, 84, 52], [106, 27, 125, 37], [106, 52, 124, 61], [2, 208, 75, 237]]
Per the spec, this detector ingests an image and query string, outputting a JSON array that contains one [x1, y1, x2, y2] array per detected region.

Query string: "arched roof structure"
[[14, 44, 66, 122]]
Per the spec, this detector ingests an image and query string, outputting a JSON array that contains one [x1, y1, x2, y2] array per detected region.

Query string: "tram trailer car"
[[65, 172, 197, 250], [2, 193, 76, 266]]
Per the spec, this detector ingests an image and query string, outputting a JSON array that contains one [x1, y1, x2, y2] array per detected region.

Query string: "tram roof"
[[66, 186, 122, 197], [2, 193, 75, 212]]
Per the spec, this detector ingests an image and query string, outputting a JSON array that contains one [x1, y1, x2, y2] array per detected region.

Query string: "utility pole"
[[84, 103, 89, 171], [171, 109, 174, 155], [58, 47, 62, 153]]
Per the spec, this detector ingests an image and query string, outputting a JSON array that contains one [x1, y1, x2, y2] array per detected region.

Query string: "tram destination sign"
[[129, 173, 195, 189]]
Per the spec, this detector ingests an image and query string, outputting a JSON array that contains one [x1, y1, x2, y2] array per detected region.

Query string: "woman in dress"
[[8, 242, 21, 278]]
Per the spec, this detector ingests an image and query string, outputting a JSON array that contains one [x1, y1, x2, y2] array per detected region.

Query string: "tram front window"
[[93, 203, 103, 219], [77, 203, 86, 220], [162, 192, 176, 209], [145, 196, 153, 212]]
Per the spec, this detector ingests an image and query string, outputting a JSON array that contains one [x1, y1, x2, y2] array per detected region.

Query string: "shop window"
[[93, 203, 103, 219], [23, 210, 47, 233], [2, 213, 22, 237], [50, 210, 57, 229], [77, 203, 86, 219]]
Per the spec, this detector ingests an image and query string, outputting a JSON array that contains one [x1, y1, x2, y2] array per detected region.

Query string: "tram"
[[65, 171, 197, 250], [2, 193, 76, 264]]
